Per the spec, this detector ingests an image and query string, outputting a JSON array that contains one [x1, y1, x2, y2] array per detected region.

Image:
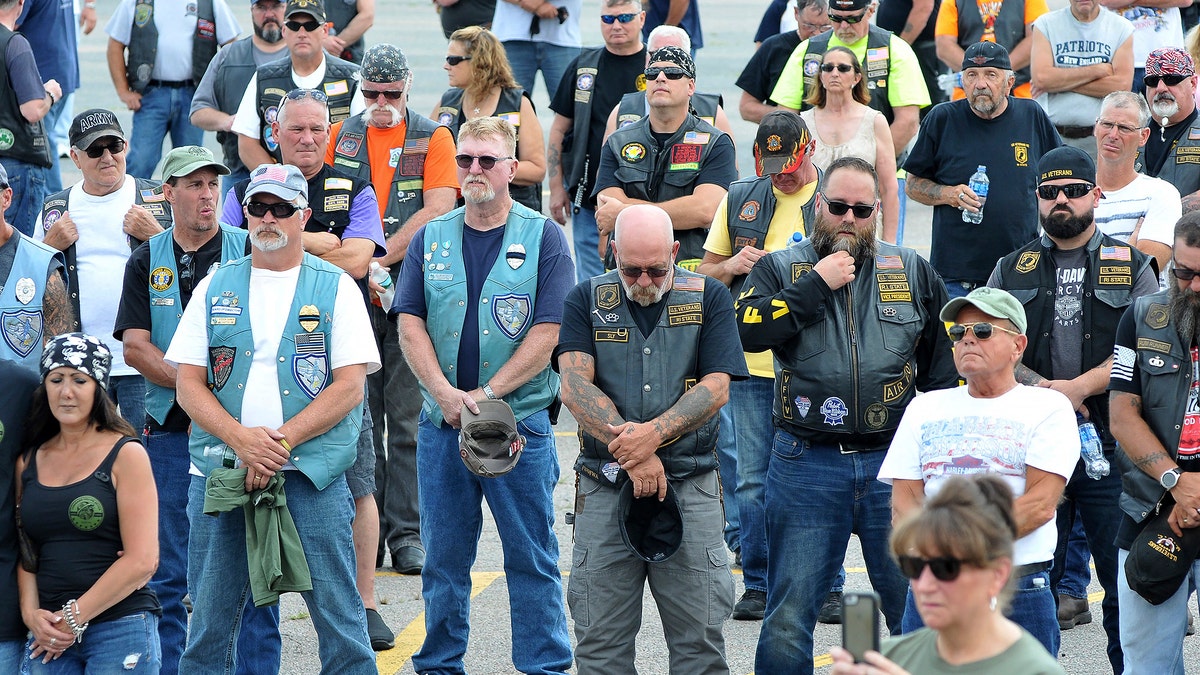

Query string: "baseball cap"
[[284, 0, 325, 22], [939, 287, 1028, 335], [1146, 47, 1195, 77], [828, 0, 871, 11], [459, 400, 525, 478], [754, 110, 811, 176], [242, 164, 308, 204], [160, 146, 230, 181], [1037, 145, 1096, 186], [618, 479, 683, 563], [69, 109, 125, 150], [1124, 505, 1200, 605], [961, 41, 1012, 71], [361, 44, 411, 83]]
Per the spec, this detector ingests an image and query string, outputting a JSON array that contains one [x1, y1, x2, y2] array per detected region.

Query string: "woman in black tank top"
[[15, 333, 161, 672]]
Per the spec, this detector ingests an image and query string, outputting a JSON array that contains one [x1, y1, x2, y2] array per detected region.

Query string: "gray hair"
[[1100, 90, 1152, 128], [648, 25, 691, 53], [797, 0, 829, 13], [605, 0, 642, 9]]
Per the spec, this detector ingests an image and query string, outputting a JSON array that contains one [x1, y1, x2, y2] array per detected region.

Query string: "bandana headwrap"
[[361, 43, 411, 84], [40, 333, 113, 390], [1147, 48, 1195, 77], [647, 46, 695, 79]]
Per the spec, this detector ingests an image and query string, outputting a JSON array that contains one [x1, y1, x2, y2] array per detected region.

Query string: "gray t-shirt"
[[1032, 7, 1133, 127]]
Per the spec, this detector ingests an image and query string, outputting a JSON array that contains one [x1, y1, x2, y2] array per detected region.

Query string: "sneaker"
[[732, 589, 766, 621], [1057, 594, 1092, 630], [365, 608, 395, 651], [817, 591, 843, 624], [1189, 612, 1196, 637]]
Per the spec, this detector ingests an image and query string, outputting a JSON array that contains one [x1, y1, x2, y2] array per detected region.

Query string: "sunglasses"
[[178, 251, 196, 293], [284, 18, 321, 32], [820, 193, 875, 219], [600, 12, 639, 23], [828, 11, 867, 24], [285, 87, 328, 102], [947, 322, 1021, 342], [820, 63, 855, 73], [363, 88, 405, 101], [445, 55, 472, 66], [1171, 263, 1200, 281], [645, 66, 688, 80], [84, 139, 126, 158], [1035, 182, 1094, 200], [454, 154, 511, 170], [897, 555, 965, 582], [246, 201, 300, 218], [619, 265, 670, 279], [1144, 74, 1189, 88]]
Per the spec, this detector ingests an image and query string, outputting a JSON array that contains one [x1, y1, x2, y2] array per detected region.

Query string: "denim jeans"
[[755, 431, 907, 675], [180, 473, 374, 674], [1056, 513, 1091, 598], [571, 206, 604, 283], [501, 40, 580, 102], [1118, 548, 1199, 675], [127, 85, 204, 179], [1051, 460, 1123, 672], [0, 639, 20, 675], [943, 280, 978, 300], [716, 402, 740, 553], [108, 374, 146, 436], [413, 409, 572, 675], [26, 611, 161, 674], [730, 374, 773, 593], [902, 569, 1059, 657], [42, 98, 73, 194], [0, 157, 50, 237]]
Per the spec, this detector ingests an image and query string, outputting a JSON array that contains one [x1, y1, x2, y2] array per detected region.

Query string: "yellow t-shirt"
[[704, 181, 818, 378], [770, 32, 932, 111]]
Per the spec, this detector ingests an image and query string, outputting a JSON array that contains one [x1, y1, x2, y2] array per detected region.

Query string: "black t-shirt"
[[0, 360, 39, 641], [1144, 108, 1198, 178], [876, 0, 939, 42], [550, 47, 648, 208], [113, 232, 251, 431], [737, 30, 803, 105], [593, 127, 739, 197]]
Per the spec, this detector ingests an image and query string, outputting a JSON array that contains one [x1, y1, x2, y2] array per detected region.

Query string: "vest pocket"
[[877, 305, 923, 357]]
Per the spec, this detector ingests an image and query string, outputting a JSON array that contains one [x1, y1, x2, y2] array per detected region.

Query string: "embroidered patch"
[[324, 177, 352, 192], [596, 283, 621, 310], [576, 72, 594, 91], [2, 309, 42, 358], [401, 154, 426, 175], [820, 397, 849, 425], [324, 194, 350, 212], [196, 18, 215, 39], [865, 402, 888, 429], [883, 363, 914, 403], [795, 395, 811, 419], [594, 328, 629, 342], [1137, 337, 1173, 354], [293, 354, 329, 399], [875, 255, 903, 269], [324, 80, 350, 97], [1015, 251, 1040, 274], [669, 143, 702, 170], [438, 111, 455, 126], [1013, 142, 1029, 167], [1100, 246, 1132, 261], [150, 267, 174, 292], [791, 262, 813, 283], [209, 346, 235, 391], [673, 276, 704, 291], [738, 200, 760, 221], [766, 134, 782, 152], [493, 293, 531, 339], [1148, 355, 1166, 368], [683, 131, 710, 145], [621, 142, 646, 163], [1146, 303, 1170, 330], [42, 208, 62, 230]]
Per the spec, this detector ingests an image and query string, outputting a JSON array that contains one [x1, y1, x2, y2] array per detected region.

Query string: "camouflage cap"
[[361, 43, 411, 84]]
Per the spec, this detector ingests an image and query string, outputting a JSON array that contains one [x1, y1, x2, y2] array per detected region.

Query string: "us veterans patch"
[[209, 346, 235, 391], [1015, 251, 1040, 274], [667, 302, 702, 325], [150, 267, 174, 292], [336, 133, 363, 156], [324, 194, 350, 212], [738, 201, 760, 222], [1098, 265, 1131, 286], [596, 283, 621, 310], [1146, 303, 1170, 329], [669, 143, 702, 170]]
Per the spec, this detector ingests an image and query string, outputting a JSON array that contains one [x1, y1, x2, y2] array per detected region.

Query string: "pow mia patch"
[[150, 267, 174, 292], [621, 142, 646, 163], [1015, 251, 1040, 274], [596, 283, 621, 310], [791, 262, 813, 283], [209, 346, 235, 391], [738, 200, 760, 221], [1146, 303, 1170, 330], [865, 402, 888, 429]]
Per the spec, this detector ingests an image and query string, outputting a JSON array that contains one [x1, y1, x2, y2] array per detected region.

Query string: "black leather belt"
[[1014, 560, 1051, 577], [148, 79, 195, 88], [1056, 125, 1093, 139]]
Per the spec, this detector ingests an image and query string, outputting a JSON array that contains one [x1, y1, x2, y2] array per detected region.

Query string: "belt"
[[148, 79, 195, 88], [1013, 560, 1051, 577], [810, 439, 888, 454], [1056, 125, 1093, 139]]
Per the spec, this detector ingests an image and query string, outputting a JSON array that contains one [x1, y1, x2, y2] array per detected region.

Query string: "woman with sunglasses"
[[830, 475, 1066, 675], [800, 47, 900, 243], [435, 26, 546, 212]]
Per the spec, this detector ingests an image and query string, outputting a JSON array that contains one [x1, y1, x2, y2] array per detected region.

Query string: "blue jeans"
[[413, 409, 572, 675], [0, 157, 50, 237], [1056, 513, 1091, 598], [902, 569, 1059, 656], [180, 473, 374, 674], [108, 374, 146, 435], [571, 206, 604, 283], [730, 374, 773, 593], [127, 85, 204, 179], [716, 402, 739, 553], [26, 611, 161, 673], [501, 40, 580, 102], [755, 431, 907, 675], [0, 639, 20, 675], [943, 280, 978, 300], [1118, 548, 1198, 675]]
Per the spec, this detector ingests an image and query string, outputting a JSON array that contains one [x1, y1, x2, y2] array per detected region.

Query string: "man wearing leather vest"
[[104, 0, 241, 179], [989, 146, 1158, 672], [190, 0, 289, 191], [112, 146, 279, 675], [327, 44, 458, 584], [933, 0, 1047, 99], [168, 163, 380, 674], [231, 0, 365, 172], [1137, 48, 1200, 215], [594, 46, 735, 272], [395, 118, 574, 675], [770, 0, 930, 158], [556, 204, 745, 673], [322, 0, 373, 64], [737, 157, 958, 675]]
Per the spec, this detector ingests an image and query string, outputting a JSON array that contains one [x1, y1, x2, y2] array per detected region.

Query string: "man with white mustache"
[[1136, 48, 1200, 215]]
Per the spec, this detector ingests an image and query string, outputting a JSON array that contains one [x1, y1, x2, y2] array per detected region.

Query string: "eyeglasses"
[[284, 18, 321, 32], [1096, 119, 1143, 136], [600, 12, 639, 24], [828, 11, 867, 24], [820, 63, 855, 73], [284, 87, 328, 103], [178, 251, 196, 293], [820, 193, 876, 219], [645, 66, 688, 80], [1171, 263, 1200, 281], [445, 55, 471, 66], [897, 555, 965, 582], [619, 265, 670, 279], [947, 322, 1021, 342], [1144, 74, 1189, 88], [801, 21, 832, 32], [83, 139, 126, 158], [454, 154, 512, 170], [246, 201, 300, 218], [362, 88, 405, 101], [1035, 182, 1094, 200]]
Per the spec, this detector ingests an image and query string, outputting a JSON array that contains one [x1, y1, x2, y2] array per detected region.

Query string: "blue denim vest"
[[0, 234, 61, 372]]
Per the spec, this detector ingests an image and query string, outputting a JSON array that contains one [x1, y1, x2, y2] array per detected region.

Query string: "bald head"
[[614, 204, 674, 250]]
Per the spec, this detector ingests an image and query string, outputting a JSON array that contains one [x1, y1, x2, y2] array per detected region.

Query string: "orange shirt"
[[326, 119, 460, 220], [935, 0, 1049, 99]]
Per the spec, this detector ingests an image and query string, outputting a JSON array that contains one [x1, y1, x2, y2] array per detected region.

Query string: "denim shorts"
[[345, 401, 376, 499]]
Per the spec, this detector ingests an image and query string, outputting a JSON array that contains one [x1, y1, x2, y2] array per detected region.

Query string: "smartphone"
[[841, 591, 881, 663]]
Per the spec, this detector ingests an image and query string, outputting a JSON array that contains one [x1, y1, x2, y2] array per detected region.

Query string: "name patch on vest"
[[1015, 251, 1040, 274], [1137, 337, 1173, 354], [1098, 265, 1131, 286], [150, 267, 174, 292], [883, 363, 914, 403], [1145, 303, 1170, 330], [738, 201, 760, 222], [596, 283, 621, 310], [877, 272, 911, 303], [493, 293, 531, 339], [2, 309, 41, 358], [211, 294, 242, 316], [594, 328, 629, 342], [210, 346, 235, 391], [669, 144, 702, 171], [667, 302, 702, 325], [1178, 146, 1200, 164], [324, 194, 350, 212]]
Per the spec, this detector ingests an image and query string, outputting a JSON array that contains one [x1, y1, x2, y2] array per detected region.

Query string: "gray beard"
[[1171, 282, 1200, 346], [810, 220, 877, 266], [1152, 96, 1180, 120], [250, 227, 289, 252]]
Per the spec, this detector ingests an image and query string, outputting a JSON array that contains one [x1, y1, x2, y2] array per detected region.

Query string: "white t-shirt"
[[230, 63, 367, 140], [35, 179, 143, 377], [879, 385, 1080, 566], [1121, 6, 1183, 68], [105, 0, 242, 81], [491, 0, 581, 48], [1095, 173, 1180, 247]]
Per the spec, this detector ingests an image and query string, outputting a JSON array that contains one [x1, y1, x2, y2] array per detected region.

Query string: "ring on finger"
[[50, 638, 56, 646]]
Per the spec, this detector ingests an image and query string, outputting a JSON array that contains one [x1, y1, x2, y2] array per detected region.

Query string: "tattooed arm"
[[606, 372, 731, 471], [41, 269, 74, 339], [1109, 391, 1177, 477], [905, 174, 979, 211], [557, 350, 626, 443]]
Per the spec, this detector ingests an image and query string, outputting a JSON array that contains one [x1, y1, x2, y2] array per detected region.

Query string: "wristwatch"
[[482, 383, 497, 400], [1160, 467, 1183, 490]]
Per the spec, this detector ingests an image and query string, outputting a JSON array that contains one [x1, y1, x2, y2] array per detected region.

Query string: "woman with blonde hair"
[[801, 46, 900, 242], [435, 26, 547, 212]]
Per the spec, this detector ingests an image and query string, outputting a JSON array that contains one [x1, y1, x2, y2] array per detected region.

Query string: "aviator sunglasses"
[[246, 201, 300, 218], [897, 555, 965, 582], [947, 322, 1021, 342]]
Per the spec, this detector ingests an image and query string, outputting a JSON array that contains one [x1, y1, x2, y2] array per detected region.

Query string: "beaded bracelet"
[[60, 599, 89, 643]]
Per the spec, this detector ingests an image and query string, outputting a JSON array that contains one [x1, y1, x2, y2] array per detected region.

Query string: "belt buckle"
[[838, 443, 859, 455]]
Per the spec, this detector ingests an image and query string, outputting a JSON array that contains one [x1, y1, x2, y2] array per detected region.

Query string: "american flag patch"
[[1100, 246, 1131, 261], [498, 112, 521, 127], [404, 138, 429, 153], [295, 332, 325, 354], [256, 165, 290, 183], [875, 255, 903, 269], [1111, 344, 1136, 382], [673, 276, 704, 291]]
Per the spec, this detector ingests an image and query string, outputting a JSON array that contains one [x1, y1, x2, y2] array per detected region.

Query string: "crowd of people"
[[5, 0, 1200, 673]]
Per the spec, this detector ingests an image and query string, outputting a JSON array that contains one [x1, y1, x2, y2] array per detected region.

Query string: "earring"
[[989, 596, 997, 612]]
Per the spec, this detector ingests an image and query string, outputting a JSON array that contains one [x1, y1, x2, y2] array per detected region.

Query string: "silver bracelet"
[[60, 599, 89, 643]]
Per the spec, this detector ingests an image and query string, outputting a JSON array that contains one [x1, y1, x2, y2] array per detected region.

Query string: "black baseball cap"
[[70, 109, 125, 150], [754, 111, 811, 177], [618, 479, 683, 563], [1037, 145, 1096, 185], [285, 0, 325, 22], [962, 41, 1012, 71], [1124, 505, 1200, 605], [459, 400, 525, 478]]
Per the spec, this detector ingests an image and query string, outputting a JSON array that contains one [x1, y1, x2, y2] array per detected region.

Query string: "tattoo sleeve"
[[547, 145, 561, 180], [559, 351, 625, 441], [41, 270, 74, 340], [650, 374, 728, 441], [1183, 191, 1200, 215], [1014, 363, 1047, 386], [905, 176, 948, 206]]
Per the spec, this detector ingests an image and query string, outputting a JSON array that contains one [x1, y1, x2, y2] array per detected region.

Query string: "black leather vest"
[[1137, 125, 1200, 198], [616, 90, 722, 129], [209, 38, 261, 173], [803, 27, 895, 123], [566, 47, 605, 192], [254, 55, 360, 161], [436, 87, 542, 212], [724, 175, 819, 298], [0, 27, 52, 168], [126, 0, 218, 93], [231, 164, 370, 236], [955, 0, 1031, 87]]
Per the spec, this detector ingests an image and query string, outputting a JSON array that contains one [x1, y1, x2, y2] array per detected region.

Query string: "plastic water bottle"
[[962, 165, 989, 224], [369, 261, 395, 310], [790, 231, 805, 246], [937, 71, 962, 98], [1077, 414, 1110, 480]]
